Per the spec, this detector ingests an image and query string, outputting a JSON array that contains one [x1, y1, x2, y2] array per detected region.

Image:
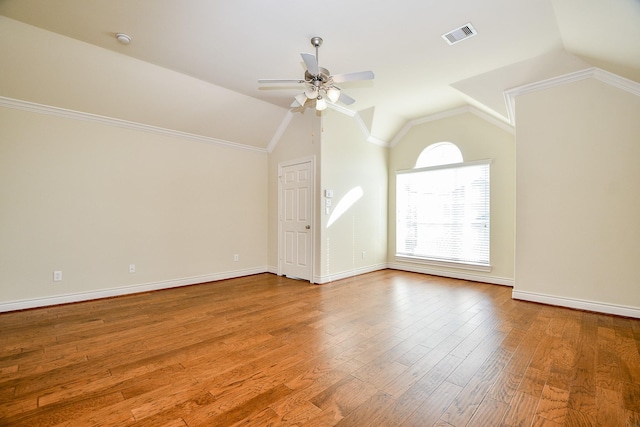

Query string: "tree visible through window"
[[396, 143, 490, 267]]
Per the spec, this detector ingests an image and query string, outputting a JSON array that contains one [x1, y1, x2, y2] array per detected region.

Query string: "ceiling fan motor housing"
[[305, 68, 331, 84]]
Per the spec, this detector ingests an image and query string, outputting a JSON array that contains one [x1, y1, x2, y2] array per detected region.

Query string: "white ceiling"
[[1, 0, 639, 144]]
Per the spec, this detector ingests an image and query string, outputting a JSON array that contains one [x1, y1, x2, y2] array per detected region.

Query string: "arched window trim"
[[415, 142, 463, 168]]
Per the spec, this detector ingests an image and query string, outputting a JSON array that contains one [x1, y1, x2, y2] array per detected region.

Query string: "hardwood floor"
[[1, 270, 640, 426]]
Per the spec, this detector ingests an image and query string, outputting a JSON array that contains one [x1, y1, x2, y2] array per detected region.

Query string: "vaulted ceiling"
[[1, 0, 639, 147]]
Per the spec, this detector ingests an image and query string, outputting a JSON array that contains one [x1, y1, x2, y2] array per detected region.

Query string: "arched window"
[[396, 142, 491, 269], [415, 142, 463, 168]]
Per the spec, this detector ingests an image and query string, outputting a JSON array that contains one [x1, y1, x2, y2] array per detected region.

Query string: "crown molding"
[[504, 67, 640, 125], [352, 113, 389, 147], [328, 103, 390, 147], [0, 96, 268, 154], [390, 105, 514, 147]]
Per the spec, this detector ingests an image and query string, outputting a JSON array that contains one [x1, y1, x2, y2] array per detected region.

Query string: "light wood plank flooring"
[[1, 270, 640, 426]]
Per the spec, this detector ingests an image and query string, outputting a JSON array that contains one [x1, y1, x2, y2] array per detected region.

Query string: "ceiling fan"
[[258, 37, 374, 111]]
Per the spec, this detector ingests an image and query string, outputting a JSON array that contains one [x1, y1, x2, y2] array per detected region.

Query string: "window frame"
[[395, 158, 492, 272]]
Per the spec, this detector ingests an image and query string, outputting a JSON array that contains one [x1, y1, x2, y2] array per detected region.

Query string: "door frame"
[[277, 156, 316, 283]]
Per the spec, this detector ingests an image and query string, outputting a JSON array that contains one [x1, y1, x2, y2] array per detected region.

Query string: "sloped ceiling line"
[[266, 111, 294, 153], [266, 103, 390, 151], [0, 96, 269, 154]]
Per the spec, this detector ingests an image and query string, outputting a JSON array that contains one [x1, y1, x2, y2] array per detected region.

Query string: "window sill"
[[395, 255, 492, 273]]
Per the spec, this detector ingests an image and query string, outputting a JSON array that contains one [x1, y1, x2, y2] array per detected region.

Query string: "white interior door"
[[280, 160, 313, 281]]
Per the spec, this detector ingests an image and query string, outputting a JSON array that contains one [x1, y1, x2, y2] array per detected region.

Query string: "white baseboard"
[[314, 263, 388, 284], [512, 289, 640, 319], [0, 267, 268, 312], [261, 264, 386, 284], [12, 266, 633, 320], [312, 262, 513, 286], [387, 262, 514, 286], [266, 265, 278, 275]]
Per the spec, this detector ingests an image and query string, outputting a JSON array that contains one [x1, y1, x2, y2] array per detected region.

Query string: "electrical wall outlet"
[[129, 264, 136, 273], [233, 254, 239, 262], [53, 271, 62, 282], [362, 251, 366, 259]]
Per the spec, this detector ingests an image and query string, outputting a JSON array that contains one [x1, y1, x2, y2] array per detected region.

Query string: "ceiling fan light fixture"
[[315, 96, 328, 111], [326, 87, 341, 103], [304, 85, 318, 99]]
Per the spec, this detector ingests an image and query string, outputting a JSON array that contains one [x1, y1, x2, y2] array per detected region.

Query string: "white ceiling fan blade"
[[331, 70, 375, 83], [301, 53, 319, 75], [258, 79, 305, 84], [339, 92, 356, 105]]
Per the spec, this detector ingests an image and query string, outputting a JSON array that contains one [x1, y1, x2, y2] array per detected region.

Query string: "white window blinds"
[[396, 160, 490, 266]]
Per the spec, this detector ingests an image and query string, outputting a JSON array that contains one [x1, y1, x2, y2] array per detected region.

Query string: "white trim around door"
[[278, 156, 316, 283]]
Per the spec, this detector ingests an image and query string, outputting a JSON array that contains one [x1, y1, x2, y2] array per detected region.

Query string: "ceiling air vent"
[[442, 23, 477, 45]]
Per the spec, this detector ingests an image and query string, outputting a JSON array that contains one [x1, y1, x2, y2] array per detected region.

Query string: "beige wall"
[[0, 107, 268, 307], [318, 110, 389, 281], [514, 78, 640, 311], [388, 112, 516, 284]]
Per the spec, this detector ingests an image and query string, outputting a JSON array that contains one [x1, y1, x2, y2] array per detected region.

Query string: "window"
[[415, 142, 463, 167], [396, 143, 490, 269]]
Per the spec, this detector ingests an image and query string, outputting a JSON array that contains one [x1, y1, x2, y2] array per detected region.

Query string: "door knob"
[[305, 225, 311, 229]]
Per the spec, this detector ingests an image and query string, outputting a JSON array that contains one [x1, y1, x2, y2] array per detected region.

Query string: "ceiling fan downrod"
[[310, 37, 323, 73]]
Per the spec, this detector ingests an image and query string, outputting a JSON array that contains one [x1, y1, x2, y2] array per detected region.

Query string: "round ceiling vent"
[[115, 33, 132, 45]]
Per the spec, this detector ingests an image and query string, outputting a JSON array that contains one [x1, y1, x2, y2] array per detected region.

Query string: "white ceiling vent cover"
[[442, 23, 477, 45]]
